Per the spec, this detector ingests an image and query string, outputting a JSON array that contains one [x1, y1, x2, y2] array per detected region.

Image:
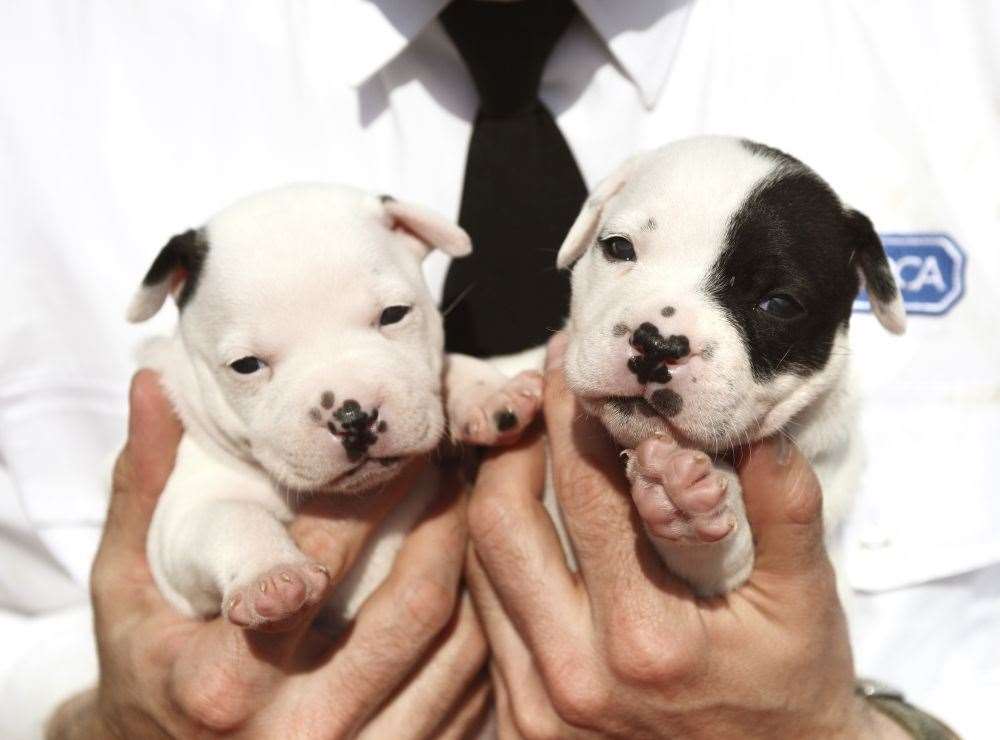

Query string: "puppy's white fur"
[[512, 137, 904, 595], [131, 185, 475, 625]]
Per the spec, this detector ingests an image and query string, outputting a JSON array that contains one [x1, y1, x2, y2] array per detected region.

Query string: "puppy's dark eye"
[[379, 305, 411, 326], [600, 235, 636, 262], [757, 294, 804, 319], [229, 356, 264, 374]]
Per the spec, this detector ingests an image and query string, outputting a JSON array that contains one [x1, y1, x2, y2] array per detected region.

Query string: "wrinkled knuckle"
[[770, 630, 816, 675], [514, 709, 564, 740], [545, 657, 608, 727], [400, 576, 455, 636], [606, 626, 698, 686], [169, 664, 253, 732], [88, 559, 121, 612], [783, 464, 824, 524]]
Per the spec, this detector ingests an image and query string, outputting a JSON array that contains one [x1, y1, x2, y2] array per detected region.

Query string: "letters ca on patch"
[[854, 233, 966, 316]]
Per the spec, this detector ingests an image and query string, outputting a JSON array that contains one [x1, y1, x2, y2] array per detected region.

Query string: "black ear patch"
[[845, 209, 896, 304], [143, 228, 209, 309], [710, 162, 861, 383]]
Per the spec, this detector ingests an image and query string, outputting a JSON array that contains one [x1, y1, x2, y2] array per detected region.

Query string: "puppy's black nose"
[[328, 399, 382, 461], [630, 322, 689, 360], [627, 322, 690, 385]]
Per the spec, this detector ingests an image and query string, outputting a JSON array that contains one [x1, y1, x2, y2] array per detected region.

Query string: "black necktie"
[[440, 0, 588, 357]]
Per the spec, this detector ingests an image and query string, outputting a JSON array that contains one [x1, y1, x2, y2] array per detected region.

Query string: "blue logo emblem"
[[854, 233, 965, 316]]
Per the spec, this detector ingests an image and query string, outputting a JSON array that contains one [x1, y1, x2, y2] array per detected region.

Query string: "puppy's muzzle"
[[328, 400, 383, 461], [627, 322, 690, 385]]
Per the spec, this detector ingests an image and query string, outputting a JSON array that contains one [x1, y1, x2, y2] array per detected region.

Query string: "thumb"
[[542, 331, 622, 483], [103, 370, 183, 559], [737, 435, 826, 579]]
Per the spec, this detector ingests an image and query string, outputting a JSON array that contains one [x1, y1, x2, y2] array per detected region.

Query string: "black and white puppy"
[[126, 185, 537, 629], [552, 135, 905, 595]]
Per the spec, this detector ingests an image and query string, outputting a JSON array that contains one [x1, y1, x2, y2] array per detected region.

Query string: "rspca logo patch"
[[854, 233, 966, 316]]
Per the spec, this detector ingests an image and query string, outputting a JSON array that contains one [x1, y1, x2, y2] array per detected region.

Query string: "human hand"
[[464, 334, 906, 739], [46, 371, 487, 739]]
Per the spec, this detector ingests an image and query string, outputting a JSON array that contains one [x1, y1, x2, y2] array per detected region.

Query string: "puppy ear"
[[380, 195, 472, 259], [556, 155, 640, 270], [845, 209, 906, 334], [126, 229, 208, 322]]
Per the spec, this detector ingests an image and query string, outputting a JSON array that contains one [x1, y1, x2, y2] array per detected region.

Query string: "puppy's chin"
[[585, 396, 752, 453], [262, 455, 409, 496], [321, 456, 408, 495], [584, 396, 686, 449]]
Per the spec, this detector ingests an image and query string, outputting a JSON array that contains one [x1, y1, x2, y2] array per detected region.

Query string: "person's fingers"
[[738, 435, 827, 579], [465, 546, 541, 691], [284, 458, 426, 651], [431, 674, 492, 740], [290, 457, 424, 584], [168, 618, 289, 731], [468, 423, 583, 659], [490, 667, 521, 740], [294, 472, 468, 735], [465, 549, 576, 737], [169, 464, 452, 731], [102, 370, 183, 561], [542, 333, 673, 614], [356, 592, 488, 740], [91, 371, 182, 624]]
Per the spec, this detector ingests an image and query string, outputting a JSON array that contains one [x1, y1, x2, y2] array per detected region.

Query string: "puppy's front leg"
[[625, 437, 754, 596], [149, 440, 329, 630], [445, 352, 544, 446]]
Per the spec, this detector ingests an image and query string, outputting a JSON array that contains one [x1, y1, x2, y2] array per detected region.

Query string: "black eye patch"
[[379, 305, 411, 326], [709, 150, 862, 382]]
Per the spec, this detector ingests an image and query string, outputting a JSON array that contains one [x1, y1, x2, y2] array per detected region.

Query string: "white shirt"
[[1, 1, 997, 737]]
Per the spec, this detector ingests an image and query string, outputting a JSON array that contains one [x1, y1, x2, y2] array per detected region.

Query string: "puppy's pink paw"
[[224, 562, 329, 632], [629, 437, 735, 544], [452, 371, 543, 446]]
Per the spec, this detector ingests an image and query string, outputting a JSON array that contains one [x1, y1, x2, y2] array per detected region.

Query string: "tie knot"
[[441, 0, 577, 117]]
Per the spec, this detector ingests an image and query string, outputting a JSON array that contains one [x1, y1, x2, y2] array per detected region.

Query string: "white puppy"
[[550, 135, 905, 595], [127, 184, 533, 629]]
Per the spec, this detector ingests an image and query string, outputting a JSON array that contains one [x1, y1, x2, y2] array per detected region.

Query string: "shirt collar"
[[332, 0, 692, 109], [576, 0, 693, 109], [331, 0, 451, 89]]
